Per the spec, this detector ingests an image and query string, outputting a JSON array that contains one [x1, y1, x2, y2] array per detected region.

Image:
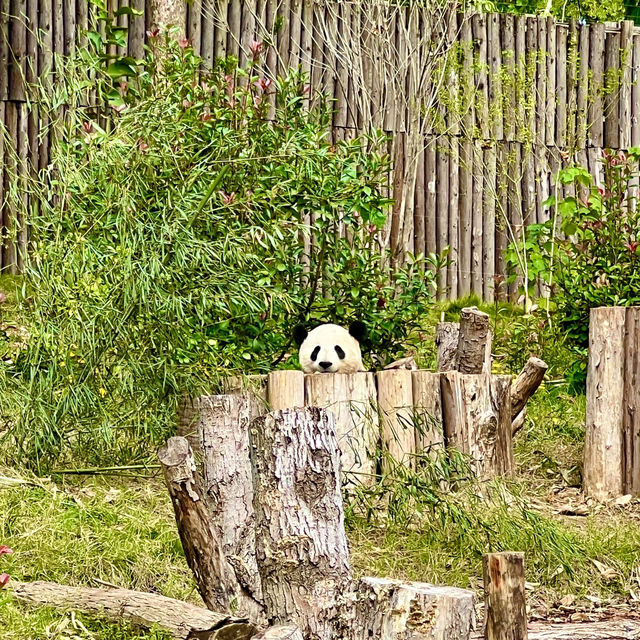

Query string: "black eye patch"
[[335, 345, 345, 360], [311, 346, 320, 361]]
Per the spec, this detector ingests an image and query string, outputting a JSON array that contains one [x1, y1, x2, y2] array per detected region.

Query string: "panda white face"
[[294, 322, 366, 374]]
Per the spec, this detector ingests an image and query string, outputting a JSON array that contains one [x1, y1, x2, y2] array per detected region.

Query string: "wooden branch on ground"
[[8, 580, 257, 640], [511, 407, 527, 437], [158, 437, 265, 623], [511, 357, 548, 425], [471, 619, 640, 640]]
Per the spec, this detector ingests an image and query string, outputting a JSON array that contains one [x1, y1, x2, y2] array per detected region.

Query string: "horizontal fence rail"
[[0, 1, 638, 299]]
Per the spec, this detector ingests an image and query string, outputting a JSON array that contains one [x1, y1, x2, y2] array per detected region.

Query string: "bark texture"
[[483, 552, 527, 640], [148, 0, 186, 36], [252, 626, 304, 640], [304, 372, 378, 486], [436, 322, 460, 371], [456, 307, 491, 374], [353, 577, 475, 640], [9, 580, 257, 640], [158, 437, 265, 622], [441, 373, 513, 477], [249, 408, 352, 640], [511, 357, 548, 421], [195, 394, 264, 604]]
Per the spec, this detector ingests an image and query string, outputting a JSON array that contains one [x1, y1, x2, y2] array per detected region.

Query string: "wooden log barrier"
[[441, 372, 513, 477]]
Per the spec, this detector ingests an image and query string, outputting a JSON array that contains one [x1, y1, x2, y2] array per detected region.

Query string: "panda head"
[[294, 322, 366, 374]]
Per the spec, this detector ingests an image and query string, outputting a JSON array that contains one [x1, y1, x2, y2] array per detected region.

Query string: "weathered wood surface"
[[456, 307, 491, 375], [9, 580, 258, 640], [304, 372, 378, 486], [471, 619, 640, 640], [249, 408, 351, 639], [483, 552, 528, 640], [436, 321, 460, 372], [377, 369, 416, 469], [585, 307, 640, 498], [352, 577, 476, 640], [584, 307, 627, 499], [411, 370, 444, 453], [511, 357, 547, 420], [441, 372, 513, 477], [267, 370, 304, 410], [158, 436, 265, 622], [181, 394, 264, 604]]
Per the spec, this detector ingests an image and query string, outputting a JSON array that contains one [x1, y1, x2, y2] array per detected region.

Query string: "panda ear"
[[349, 321, 367, 343], [293, 325, 308, 346]]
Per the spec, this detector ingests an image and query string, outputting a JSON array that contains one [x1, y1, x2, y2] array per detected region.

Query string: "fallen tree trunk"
[[471, 619, 640, 640], [8, 580, 257, 640], [158, 437, 265, 623]]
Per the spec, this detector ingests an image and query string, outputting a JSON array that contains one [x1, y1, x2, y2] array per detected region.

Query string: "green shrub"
[[0, 34, 440, 471], [506, 148, 640, 388]]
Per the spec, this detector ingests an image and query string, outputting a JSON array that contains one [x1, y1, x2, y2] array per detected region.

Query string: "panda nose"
[[319, 361, 333, 370]]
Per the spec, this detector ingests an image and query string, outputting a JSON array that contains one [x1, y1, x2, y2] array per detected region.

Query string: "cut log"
[[411, 370, 444, 454], [456, 307, 491, 374], [441, 373, 514, 477], [584, 307, 627, 499], [8, 580, 257, 640], [436, 321, 460, 371], [352, 577, 475, 640], [304, 372, 378, 487], [158, 437, 265, 623], [249, 408, 352, 640], [471, 619, 640, 640], [377, 369, 416, 469], [511, 357, 548, 420], [267, 370, 305, 410], [483, 552, 527, 640], [184, 394, 264, 605]]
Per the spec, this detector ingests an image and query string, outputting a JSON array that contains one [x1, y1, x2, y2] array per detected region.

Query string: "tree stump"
[[267, 370, 305, 410], [456, 307, 491, 375], [436, 321, 460, 371], [441, 373, 513, 477], [353, 578, 475, 640], [249, 408, 352, 640], [483, 552, 528, 640]]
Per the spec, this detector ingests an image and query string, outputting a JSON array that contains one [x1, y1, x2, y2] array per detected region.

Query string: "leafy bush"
[[507, 148, 640, 388], [0, 33, 440, 471]]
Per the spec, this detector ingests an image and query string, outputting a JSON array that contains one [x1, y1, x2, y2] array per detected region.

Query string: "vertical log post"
[[456, 307, 491, 374], [376, 369, 416, 469], [483, 552, 528, 640], [584, 307, 627, 499], [249, 408, 352, 640], [267, 370, 305, 410], [436, 321, 460, 371], [411, 370, 444, 454], [441, 373, 513, 477]]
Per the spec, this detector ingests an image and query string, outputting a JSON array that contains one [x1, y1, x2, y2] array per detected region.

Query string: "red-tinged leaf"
[[0, 573, 10, 588], [0, 545, 13, 555]]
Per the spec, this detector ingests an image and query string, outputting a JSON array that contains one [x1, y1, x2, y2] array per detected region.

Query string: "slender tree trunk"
[[148, 0, 186, 37]]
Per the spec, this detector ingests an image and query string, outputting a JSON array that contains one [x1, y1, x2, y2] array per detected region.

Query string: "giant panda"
[[293, 322, 366, 374]]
